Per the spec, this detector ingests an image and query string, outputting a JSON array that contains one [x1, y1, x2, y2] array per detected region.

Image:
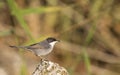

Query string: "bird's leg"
[[40, 56, 46, 62], [34, 54, 45, 62]]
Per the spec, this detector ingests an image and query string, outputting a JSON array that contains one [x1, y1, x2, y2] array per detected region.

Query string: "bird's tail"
[[9, 45, 25, 49]]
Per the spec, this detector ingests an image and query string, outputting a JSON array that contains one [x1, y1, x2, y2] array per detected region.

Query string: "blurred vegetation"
[[0, 0, 120, 75]]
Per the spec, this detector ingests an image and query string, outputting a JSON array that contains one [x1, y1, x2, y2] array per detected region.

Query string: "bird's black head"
[[46, 37, 59, 43]]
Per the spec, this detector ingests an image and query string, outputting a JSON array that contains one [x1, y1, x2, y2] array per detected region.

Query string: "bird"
[[10, 37, 59, 57]]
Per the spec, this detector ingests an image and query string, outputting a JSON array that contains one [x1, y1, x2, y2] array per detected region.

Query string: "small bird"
[[10, 37, 59, 57]]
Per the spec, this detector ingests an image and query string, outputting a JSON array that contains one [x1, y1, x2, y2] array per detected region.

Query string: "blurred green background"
[[0, 0, 120, 75]]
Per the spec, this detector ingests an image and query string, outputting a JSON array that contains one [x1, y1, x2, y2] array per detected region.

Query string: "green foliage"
[[0, 30, 12, 36], [20, 62, 28, 75], [6, 0, 34, 41], [21, 7, 61, 15], [82, 48, 91, 75], [6, 0, 60, 42]]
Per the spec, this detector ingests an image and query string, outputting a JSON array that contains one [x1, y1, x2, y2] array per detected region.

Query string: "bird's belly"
[[34, 48, 53, 56]]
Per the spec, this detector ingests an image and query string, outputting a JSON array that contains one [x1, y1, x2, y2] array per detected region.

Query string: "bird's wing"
[[26, 43, 44, 50]]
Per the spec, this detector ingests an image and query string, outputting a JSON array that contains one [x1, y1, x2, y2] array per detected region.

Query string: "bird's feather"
[[26, 43, 44, 49]]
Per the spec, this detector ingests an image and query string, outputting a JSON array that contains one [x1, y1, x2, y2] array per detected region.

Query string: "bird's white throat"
[[49, 41, 58, 47]]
